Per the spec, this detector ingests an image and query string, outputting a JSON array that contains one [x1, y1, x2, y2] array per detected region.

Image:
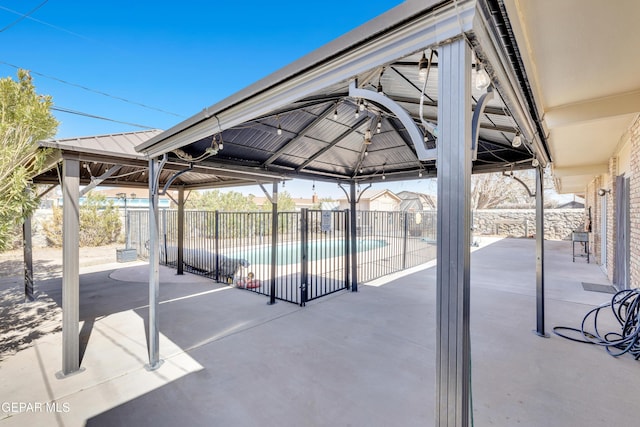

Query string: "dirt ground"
[[0, 244, 121, 284]]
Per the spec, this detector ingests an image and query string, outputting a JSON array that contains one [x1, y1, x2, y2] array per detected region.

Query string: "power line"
[[0, 2, 94, 42], [0, 0, 49, 32], [52, 106, 156, 130], [0, 60, 185, 118]]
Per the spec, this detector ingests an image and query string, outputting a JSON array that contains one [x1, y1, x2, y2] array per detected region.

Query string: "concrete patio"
[[0, 238, 637, 426]]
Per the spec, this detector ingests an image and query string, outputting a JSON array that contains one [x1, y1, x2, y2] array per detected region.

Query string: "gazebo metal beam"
[[264, 104, 335, 166], [296, 115, 371, 172], [349, 80, 435, 161]]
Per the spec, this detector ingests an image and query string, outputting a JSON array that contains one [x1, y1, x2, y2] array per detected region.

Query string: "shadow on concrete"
[[0, 258, 65, 284], [84, 239, 640, 427], [0, 279, 62, 360]]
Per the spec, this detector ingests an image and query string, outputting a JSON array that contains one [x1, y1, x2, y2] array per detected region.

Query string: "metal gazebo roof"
[[35, 130, 276, 190], [136, 0, 549, 184]]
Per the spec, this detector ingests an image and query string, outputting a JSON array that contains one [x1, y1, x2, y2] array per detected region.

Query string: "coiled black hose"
[[553, 288, 640, 360]]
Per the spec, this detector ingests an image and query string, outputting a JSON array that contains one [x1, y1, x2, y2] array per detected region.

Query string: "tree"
[[470, 169, 559, 209], [0, 70, 58, 251], [185, 189, 258, 211], [313, 196, 335, 210], [261, 190, 296, 211], [471, 172, 524, 209]]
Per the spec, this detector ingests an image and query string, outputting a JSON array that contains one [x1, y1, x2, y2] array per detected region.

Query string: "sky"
[[2, 0, 440, 199]]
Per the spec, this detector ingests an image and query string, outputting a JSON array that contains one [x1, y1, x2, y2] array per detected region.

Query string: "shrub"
[[42, 193, 122, 247]]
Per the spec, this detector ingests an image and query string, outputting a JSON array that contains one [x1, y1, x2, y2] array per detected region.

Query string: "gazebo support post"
[[61, 156, 80, 375], [435, 38, 472, 427], [23, 209, 34, 302], [146, 155, 166, 370], [535, 166, 548, 337]]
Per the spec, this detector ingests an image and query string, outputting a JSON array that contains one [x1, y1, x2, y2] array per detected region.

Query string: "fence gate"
[[299, 209, 350, 305]]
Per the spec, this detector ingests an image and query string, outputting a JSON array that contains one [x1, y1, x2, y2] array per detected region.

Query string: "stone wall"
[[472, 209, 585, 241]]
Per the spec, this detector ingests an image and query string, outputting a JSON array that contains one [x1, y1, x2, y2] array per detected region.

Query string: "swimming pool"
[[230, 239, 388, 266]]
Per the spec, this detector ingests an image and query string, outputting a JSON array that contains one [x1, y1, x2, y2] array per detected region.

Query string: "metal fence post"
[[300, 208, 309, 305], [215, 210, 220, 282], [177, 186, 184, 275], [344, 209, 350, 290], [402, 211, 409, 270], [161, 209, 168, 265], [269, 182, 278, 304], [350, 182, 358, 292]]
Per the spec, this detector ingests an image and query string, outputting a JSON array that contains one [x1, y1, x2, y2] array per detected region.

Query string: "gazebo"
[[36, 1, 559, 426]]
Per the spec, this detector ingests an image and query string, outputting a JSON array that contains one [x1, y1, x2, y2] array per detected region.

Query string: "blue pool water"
[[233, 239, 387, 266]]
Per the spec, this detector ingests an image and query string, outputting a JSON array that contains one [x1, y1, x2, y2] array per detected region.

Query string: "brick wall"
[[629, 116, 640, 288], [607, 157, 617, 282]]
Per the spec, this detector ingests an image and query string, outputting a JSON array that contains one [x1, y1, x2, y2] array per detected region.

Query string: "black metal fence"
[[356, 210, 437, 282], [128, 209, 437, 305]]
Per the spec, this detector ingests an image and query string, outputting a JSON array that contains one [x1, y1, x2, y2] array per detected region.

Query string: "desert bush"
[[42, 193, 122, 247]]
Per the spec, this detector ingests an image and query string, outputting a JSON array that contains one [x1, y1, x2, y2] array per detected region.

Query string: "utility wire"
[[52, 106, 156, 130], [0, 60, 184, 118], [0, 5, 185, 122], [0, 4, 178, 131], [0, 3, 104, 44], [0, 0, 49, 32], [0, 4, 137, 57]]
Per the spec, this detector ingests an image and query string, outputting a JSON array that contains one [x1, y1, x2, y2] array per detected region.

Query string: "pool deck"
[[0, 237, 638, 426]]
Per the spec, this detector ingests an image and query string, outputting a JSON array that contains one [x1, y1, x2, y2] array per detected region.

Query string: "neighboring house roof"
[[339, 189, 402, 203], [396, 191, 436, 210], [557, 201, 585, 209], [320, 201, 340, 210]]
